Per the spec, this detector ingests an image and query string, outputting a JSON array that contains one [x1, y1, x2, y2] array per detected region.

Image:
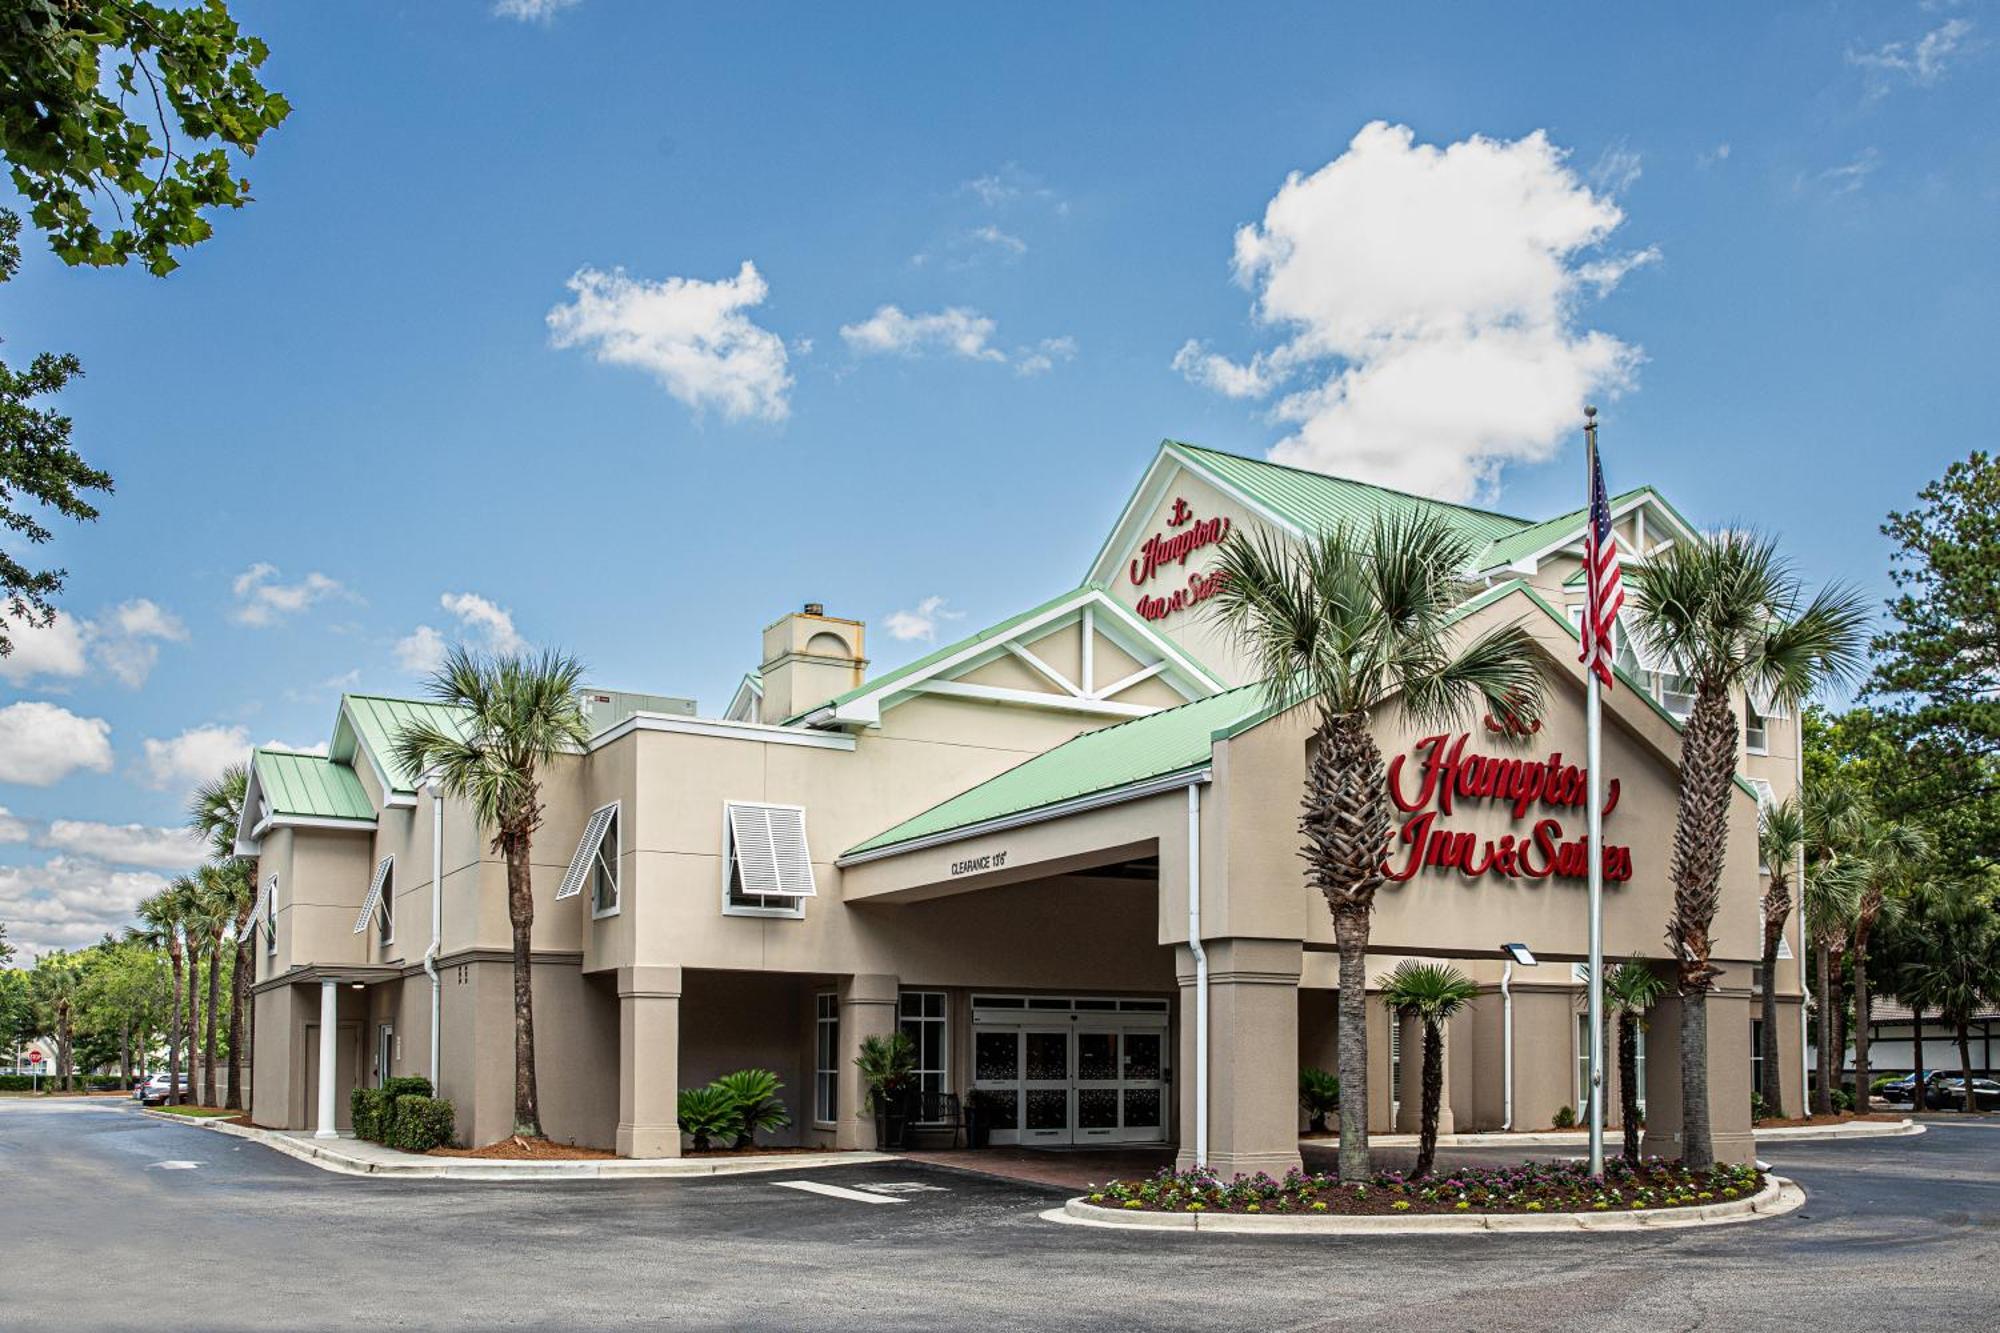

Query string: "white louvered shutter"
[[728, 803, 816, 898], [557, 804, 618, 901], [353, 856, 393, 934]]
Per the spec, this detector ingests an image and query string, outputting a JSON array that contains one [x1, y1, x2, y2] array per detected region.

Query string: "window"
[[722, 802, 815, 918], [1632, 1023, 1647, 1116], [262, 874, 277, 958], [1577, 1013, 1595, 1112], [353, 856, 393, 947], [556, 803, 620, 916], [1745, 704, 1769, 754], [900, 991, 948, 1116], [1388, 1011, 1402, 1124], [1657, 670, 1697, 721], [1750, 1018, 1765, 1092], [814, 993, 839, 1125]]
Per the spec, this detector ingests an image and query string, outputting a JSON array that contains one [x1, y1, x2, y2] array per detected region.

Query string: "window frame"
[[899, 990, 949, 1120], [1744, 703, 1769, 755], [588, 802, 621, 920], [376, 859, 395, 950], [263, 873, 278, 959], [720, 801, 809, 919], [814, 992, 840, 1127], [1656, 669, 1697, 721]]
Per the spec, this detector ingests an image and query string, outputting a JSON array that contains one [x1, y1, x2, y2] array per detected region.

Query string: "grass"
[[149, 1104, 238, 1118]]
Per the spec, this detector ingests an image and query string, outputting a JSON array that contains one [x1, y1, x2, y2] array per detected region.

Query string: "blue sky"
[[2, 1, 1995, 956]]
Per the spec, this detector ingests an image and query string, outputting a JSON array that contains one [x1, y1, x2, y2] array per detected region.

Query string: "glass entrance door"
[[969, 997, 1172, 1147], [1021, 1029, 1072, 1144]]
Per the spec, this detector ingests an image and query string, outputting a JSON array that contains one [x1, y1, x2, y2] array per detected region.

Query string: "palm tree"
[[28, 953, 80, 1092], [188, 763, 254, 1111], [136, 887, 190, 1106], [1754, 797, 1804, 1118], [192, 863, 247, 1108], [1604, 959, 1669, 1163], [1894, 880, 2000, 1113], [1803, 849, 1865, 1115], [1380, 961, 1479, 1179], [1209, 516, 1545, 1180], [1626, 533, 1869, 1164], [1847, 814, 1931, 1113], [390, 646, 591, 1140]]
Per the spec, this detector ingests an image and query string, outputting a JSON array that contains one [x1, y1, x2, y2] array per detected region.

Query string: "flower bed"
[[1083, 1159, 1763, 1217]]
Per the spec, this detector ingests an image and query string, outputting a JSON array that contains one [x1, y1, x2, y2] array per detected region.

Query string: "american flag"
[[1578, 446, 1623, 689]]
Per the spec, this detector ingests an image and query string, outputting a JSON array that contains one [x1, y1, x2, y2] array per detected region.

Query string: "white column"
[[314, 979, 339, 1139]]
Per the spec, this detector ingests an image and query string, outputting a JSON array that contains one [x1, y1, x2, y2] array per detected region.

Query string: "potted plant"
[[854, 1031, 917, 1151], [1299, 1067, 1340, 1135], [963, 1090, 994, 1149]]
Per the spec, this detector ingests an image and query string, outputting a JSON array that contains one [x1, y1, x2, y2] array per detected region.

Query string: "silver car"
[[133, 1071, 190, 1105]]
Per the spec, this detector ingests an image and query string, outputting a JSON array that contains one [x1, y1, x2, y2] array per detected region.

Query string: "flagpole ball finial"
[[1584, 404, 1597, 420]]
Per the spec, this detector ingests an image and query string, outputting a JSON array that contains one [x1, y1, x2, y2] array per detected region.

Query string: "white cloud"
[[967, 225, 1028, 257], [546, 261, 792, 422], [0, 807, 29, 843], [394, 624, 448, 675], [0, 856, 170, 959], [139, 723, 250, 792], [1698, 143, 1732, 169], [1176, 121, 1654, 503], [883, 596, 964, 643], [1816, 149, 1882, 196], [0, 612, 88, 685], [1848, 17, 1975, 89], [841, 306, 1006, 363], [960, 164, 1066, 215], [40, 820, 204, 870], [494, 0, 581, 20], [232, 563, 349, 627], [397, 591, 528, 676], [1591, 141, 1643, 196], [0, 702, 114, 786], [1015, 336, 1078, 378]]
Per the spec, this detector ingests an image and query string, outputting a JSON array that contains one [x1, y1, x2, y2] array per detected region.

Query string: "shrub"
[[1298, 1068, 1340, 1133], [677, 1084, 743, 1151], [351, 1087, 391, 1142], [714, 1069, 791, 1149], [374, 1076, 433, 1141], [1750, 1091, 1769, 1122], [1870, 1073, 1901, 1092], [1831, 1088, 1854, 1113], [386, 1095, 456, 1151], [1553, 1105, 1577, 1129]]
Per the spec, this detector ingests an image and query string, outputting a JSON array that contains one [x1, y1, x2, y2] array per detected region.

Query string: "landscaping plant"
[[1210, 514, 1545, 1180], [1299, 1068, 1339, 1134], [677, 1085, 742, 1152], [1381, 961, 1478, 1179], [854, 1031, 917, 1150], [1605, 959, 1667, 1163], [715, 1069, 792, 1149], [387, 1095, 456, 1152]]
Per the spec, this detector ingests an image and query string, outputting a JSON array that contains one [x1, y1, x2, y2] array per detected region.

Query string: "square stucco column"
[[617, 966, 682, 1159], [836, 973, 899, 1151], [1393, 1011, 1455, 1136], [1175, 939, 1303, 1177], [1642, 982, 1756, 1165]]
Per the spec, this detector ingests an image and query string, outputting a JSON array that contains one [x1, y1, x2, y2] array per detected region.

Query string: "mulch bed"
[[1083, 1159, 1765, 1217], [430, 1136, 618, 1161], [1753, 1111, 1904, 1128]]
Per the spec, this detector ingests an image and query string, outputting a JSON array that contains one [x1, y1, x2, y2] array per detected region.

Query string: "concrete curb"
[[139, 1109, 895, 1180], [1043, 1173, 1805, 1235], [1303, 1118, 1920, 1150]]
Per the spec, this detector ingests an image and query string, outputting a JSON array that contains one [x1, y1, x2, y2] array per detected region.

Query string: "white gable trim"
[[1083, 442, 1303, 588], [1488, 492, 1698, 578]]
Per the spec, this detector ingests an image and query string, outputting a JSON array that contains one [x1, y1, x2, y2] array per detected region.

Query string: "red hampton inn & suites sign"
[[1130, 497, 1230, 622]]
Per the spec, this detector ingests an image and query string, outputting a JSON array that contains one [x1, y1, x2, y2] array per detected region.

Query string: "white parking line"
[[775, 1179, 907, 1205], [151, 1161, 203, 1170]]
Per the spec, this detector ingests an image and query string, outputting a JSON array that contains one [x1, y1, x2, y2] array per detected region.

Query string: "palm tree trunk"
[[58, 1007, 72, 1092], [1679, 988, 1711, 1167], [503, 829, 542, 1139], [203, 931, 222, 1108], [227, 931, 250, 1111], [1333, 919, 1370, 1181], [1912, 1008, 1925, 1110], [1957, 1021, 1976, 1113], [167, 951, 184, 1107], [1618, 1011, 1641, 1164], [120, 1018, 130, 1090], [1812, 942, 1836, 1115], [1832, 962, 1850, 1105], [1414, 1018, 1443, 1179], [184, 935, 200, 1107], [1852, 927, 1873, 1113], [1758, 907, 1784, 1118]]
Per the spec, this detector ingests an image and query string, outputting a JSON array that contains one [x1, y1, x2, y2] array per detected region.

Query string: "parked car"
[[134, 1071, 190, 1106], [1926, 1076, 2000, 1111]]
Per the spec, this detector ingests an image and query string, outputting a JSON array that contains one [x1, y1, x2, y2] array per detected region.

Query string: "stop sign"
[[27, 1051, 42, 1065]]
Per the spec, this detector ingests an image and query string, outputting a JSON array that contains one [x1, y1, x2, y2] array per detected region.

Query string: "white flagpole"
[[1584, 406, 1607, 1180]]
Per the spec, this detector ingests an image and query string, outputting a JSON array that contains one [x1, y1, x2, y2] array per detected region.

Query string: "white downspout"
[[1187, 783, 1209, 1170], [424, 777, 443, 1088], [1795, 733, 1810, 1103], [1501, 959, 1515, 1131]]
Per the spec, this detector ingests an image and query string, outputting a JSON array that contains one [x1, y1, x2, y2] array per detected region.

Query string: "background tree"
[[1756, 796, 1805, 1117], [137, 883, 188, 1105], [1803, 839, 1865, 1115], [1626, 532, 1869, 1164], [1605, 959, 1668, 1163], [1846, 809, 1932, 1113], [193, 863, 244, 1106], [1381, 960, 1479, 1179], [1888, 879, 2000, 1112], [391, 647, 591, 1141], [27, 951, 79, 1090], [0, 0, 287, 655], [1210, 514, 1544, 1180], [79, 937, 167, 1086], [188, 763, 254, 1110]]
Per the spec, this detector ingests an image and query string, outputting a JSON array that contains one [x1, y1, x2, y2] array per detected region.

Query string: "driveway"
[[1, 1099, 1994, 1331]]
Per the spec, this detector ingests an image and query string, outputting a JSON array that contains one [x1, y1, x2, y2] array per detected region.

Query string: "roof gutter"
[[836, 766, 1212, 867]]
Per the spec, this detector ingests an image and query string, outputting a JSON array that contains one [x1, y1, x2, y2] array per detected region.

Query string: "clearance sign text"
[[1383, 732, 1633, 885]]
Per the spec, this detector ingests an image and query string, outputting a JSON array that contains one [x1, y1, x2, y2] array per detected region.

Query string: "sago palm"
[[391, 645, 591, 1139], [1626, 532, 1869, 1165], [1846, 813, 1931, 1113], [189, 763, 256, 1110], [1211, 513, 1546, 1180], [1380, 960, 1479, 1180], [1754, 796, 1804, 1118], [1604, 958, 1668, 1164]]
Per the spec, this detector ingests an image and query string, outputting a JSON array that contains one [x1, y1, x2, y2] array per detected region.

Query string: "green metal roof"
[[253, 748, 375, 822], [1473, 485, 1666, 570], [844, 684, 1268, 856], [1171, 441, 1531, 548], [333, 694, 470, 793]]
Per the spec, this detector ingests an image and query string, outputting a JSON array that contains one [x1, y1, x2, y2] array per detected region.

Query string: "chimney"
[[758, 603, 868, 722]]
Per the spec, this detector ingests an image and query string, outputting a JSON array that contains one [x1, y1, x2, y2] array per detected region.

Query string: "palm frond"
[[1380, 960, 1480, 1021]]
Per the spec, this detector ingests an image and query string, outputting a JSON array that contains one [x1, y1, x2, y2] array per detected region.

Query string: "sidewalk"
[[142, 1109, 891, 1180]]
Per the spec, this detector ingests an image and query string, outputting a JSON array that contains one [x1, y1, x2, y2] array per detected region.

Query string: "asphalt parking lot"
[[1, 1098, 1995, 1331]]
